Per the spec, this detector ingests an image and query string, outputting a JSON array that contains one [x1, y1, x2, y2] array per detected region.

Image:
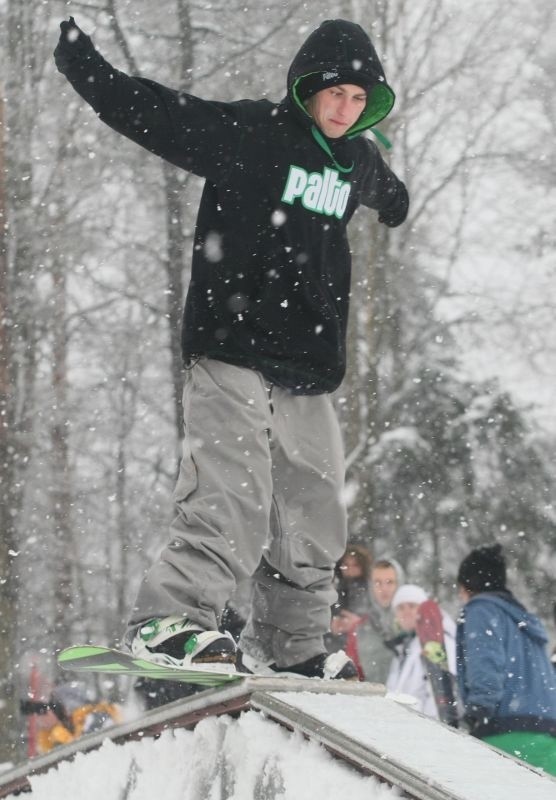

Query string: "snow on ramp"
[[282, 692, 556, 800], [23, 710, 400, 800]]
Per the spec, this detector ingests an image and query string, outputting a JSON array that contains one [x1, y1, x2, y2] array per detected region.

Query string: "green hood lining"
[[291, 73, 395, 148]]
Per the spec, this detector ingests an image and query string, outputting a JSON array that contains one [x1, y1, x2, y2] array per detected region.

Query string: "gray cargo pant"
[[128, 357, 347, 666]]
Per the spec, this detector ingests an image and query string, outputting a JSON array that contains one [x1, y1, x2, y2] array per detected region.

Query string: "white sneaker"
[[236, 650, 275, 675], [131, 615, 237, 672]]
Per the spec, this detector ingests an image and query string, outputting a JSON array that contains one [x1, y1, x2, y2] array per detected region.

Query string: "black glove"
[[54, 17, 95, 74], [378, 184, 410, 228], [20, 698, 50, 716], [378, 211, 401, 227]]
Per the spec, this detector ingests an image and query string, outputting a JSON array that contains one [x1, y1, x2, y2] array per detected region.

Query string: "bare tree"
[[0, 0, 44, 761], [49, 212, 78, 649], [0, 85, 20, 763]]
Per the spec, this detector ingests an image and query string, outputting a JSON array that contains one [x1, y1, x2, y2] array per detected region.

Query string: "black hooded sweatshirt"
[[55, 19, 409, 393]]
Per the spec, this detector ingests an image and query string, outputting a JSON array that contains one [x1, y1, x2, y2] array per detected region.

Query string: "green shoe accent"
[[184, 633, 198, 655], [139, 619, 161, 641]]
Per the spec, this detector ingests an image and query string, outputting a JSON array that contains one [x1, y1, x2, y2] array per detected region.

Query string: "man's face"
[[371, 566, 398, 608], [306, 84, 367, 138]]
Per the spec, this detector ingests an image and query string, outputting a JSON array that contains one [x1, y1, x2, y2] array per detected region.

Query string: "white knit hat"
[[392, 584, 428, 609]]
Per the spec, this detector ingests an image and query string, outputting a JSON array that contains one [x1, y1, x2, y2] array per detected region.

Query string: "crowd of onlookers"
[[327, 541, 556, 776]]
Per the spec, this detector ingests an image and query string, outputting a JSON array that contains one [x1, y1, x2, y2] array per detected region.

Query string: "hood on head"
[[375, 555, 406, 586], [468, 592, 549, 647], [287, 19, 395, 137]]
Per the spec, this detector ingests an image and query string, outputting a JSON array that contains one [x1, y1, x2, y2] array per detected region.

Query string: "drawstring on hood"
[[287, 19, 396, 160]]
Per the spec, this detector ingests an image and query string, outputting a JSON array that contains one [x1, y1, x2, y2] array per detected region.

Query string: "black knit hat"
[[296, 69, 372, 103], [457, 543, 507, 593]]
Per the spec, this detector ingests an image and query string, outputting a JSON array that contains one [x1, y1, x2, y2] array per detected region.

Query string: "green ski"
[[58, 645, 247, 687]]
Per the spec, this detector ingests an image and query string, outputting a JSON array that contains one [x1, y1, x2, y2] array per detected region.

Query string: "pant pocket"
[[172, 435, 198, 503]]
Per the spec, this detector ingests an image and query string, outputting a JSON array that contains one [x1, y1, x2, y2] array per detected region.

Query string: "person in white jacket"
[[386, 585, 456, 719]]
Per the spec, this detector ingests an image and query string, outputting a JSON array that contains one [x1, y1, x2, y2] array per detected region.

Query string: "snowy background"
[[0, 0, 555, 766]]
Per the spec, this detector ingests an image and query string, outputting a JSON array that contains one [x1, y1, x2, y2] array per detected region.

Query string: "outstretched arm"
[[54, 18, 243, 182]]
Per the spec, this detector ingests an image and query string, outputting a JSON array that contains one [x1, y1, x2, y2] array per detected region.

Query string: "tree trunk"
[[162, 0, 194, 445], [50, 253, 76, 648], [0, 85, 20, 764], [0, 0, 41, 759]]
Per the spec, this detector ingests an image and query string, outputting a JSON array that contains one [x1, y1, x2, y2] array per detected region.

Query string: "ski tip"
[[58, 645, 110, 664]]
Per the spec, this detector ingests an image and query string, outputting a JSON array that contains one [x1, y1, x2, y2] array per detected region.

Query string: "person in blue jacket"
[[456, 543, 556, 775]]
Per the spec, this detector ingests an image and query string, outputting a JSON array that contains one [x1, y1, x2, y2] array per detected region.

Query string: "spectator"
[[21, 683, 121, 753], [327, 544, 373, 658], [456, 543, 556, 776], [335, 544, 374, 616], [386, 585, 456, 719], [371, 558, 403, 612], [330, 556, 404, 682]]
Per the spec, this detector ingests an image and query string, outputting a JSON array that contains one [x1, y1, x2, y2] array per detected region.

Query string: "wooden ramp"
[[0, 679, 380, 797], [0, 678, 554, 799]]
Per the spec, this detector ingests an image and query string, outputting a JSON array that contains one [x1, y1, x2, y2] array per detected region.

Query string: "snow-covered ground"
[[8, 690, 556, 800]]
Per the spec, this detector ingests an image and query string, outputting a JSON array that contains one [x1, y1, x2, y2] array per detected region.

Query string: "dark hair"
[[457, 543, 506, 593], [337, 544, 373, 581]]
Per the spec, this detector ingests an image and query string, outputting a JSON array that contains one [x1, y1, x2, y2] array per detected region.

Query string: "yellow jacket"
[[37, 702, 121, 753]]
